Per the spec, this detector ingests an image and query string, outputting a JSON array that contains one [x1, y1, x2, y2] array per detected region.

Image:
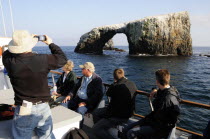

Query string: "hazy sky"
[[0, 0, 210, 46]]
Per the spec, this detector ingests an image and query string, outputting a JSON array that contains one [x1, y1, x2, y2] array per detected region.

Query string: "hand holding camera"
[[34, 35, 53, 45], [34, 35, 46, 41]]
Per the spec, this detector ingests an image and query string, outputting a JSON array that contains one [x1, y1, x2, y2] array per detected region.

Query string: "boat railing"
[[50, 71, 210, 137]]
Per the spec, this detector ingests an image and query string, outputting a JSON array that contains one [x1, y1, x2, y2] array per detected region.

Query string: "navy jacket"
[[69, 73, 103, 112]]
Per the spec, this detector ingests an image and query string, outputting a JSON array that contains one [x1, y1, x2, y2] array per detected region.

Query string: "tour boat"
[[1, 70, 209, 138]]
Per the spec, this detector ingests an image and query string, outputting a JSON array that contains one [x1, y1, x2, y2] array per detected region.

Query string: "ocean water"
[[34, 46, 210, 134]]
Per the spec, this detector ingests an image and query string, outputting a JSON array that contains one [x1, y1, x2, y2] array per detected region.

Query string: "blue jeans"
[[77, 106, 87, 115], [12, 103, 55, 139]]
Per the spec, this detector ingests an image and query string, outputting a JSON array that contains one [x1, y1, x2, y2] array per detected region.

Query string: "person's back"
[[92, 68, 137, 139], [3, 30, 67, 138], [107, 77, 137, 118], [4, 52, 63, 104]]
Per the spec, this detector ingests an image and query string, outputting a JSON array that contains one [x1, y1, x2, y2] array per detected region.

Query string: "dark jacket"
[[69, 73, 103, 112], [203, 120, 210, 139], [3, 43, 67, 105], [106, 77, 137, 118], [143, 86, 180, 137], [56, 71, 77, 96]]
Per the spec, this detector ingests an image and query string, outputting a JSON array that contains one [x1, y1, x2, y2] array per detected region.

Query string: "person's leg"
[[126, 127, 140, 139], [34, 103, 55, 139], [77, 106, 88, 116], [121, 119, 144, 138], [12, 105, 34, 139], [76, 106, 88, 128], [127, 126, 156, 139], [60, 101, 68, 108], [92, 107, 108, 124], [92, 118, 116, 139], [54, 96, 66, 103], [67, 98, 79, 111]]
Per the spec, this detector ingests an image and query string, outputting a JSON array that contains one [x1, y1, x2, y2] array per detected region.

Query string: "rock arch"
[[75, 11, 192, 56]]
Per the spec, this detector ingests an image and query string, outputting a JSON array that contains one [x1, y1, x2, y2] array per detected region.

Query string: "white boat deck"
[[0, 89, 82, 139]]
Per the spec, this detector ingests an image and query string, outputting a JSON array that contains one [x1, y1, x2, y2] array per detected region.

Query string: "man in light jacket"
[[63, 62, 103, 115]]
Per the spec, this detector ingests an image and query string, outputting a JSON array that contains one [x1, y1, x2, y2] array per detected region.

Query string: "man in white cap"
[[3, 30, 67, 139], [63, 62, 103, 116]]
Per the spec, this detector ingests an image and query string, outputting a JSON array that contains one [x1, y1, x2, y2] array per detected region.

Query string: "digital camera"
[[34, 35, 46, 41]]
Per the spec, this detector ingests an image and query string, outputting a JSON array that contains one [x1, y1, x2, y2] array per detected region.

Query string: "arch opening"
[[103, 33, 129, 53]]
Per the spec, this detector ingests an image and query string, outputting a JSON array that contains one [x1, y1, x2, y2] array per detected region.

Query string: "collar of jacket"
[[116, 77, 127, 84], [63, 71, 73, 77], [82, 72, 99, 80], [157, 86, 179, 99], [11, 52, 36, 57]]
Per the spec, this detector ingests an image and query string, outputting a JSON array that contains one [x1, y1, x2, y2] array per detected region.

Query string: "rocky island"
[[75, 11, 192, 56]]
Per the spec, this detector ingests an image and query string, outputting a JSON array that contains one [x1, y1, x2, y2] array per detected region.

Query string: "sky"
[[0, 0, 210, 47]]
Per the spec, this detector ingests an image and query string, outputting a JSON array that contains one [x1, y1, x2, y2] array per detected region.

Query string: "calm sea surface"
[[34, 46, 210, 134]]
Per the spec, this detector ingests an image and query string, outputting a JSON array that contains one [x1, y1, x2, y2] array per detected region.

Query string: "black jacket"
[[143, 86, 180, 137], [56, 71, 77, 96], [106, 77, 137, 118], [3, 43, 67, 105], [69, 73, 103, 112]]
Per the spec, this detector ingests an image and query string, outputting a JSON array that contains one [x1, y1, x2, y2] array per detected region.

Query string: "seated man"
[[123, 69, 180, 139], [63, 62, 103, 115], [52, 60, 77, 103], [92, 68, 137, 139]]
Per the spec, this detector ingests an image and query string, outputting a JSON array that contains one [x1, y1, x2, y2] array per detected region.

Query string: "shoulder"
[[127, 79, 136, 85], [68, 71, 76, 76], [32, 53, 48, 59], [2, 50, 11, 59], [92, 73, 102, 80], [125, 79, 137, 88], [92, 73, 102, 84], [165, 87, 180, 104], [71, 71, 77, 76], [30, 54, 49, 63]]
